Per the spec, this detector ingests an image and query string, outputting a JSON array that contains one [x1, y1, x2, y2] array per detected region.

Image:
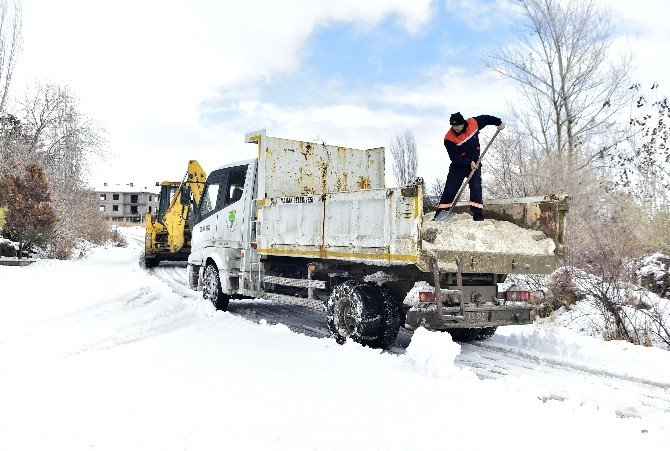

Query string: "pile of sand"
[[422, 212, 555, 256]]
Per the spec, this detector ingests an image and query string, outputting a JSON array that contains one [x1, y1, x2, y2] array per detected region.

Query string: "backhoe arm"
[[164, 160, 207, 252]]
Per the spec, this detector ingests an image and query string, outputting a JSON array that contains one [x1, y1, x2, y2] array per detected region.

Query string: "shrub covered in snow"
[[637, 253, 670, 299], [506, 267, 670, 350]]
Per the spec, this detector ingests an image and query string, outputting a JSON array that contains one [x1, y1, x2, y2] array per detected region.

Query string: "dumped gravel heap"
[[422, 212, 555, 256]]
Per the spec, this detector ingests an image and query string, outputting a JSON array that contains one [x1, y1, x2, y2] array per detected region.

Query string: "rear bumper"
[[405, 305, 533, 330]]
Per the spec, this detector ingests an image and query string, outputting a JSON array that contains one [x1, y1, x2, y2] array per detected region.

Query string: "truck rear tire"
[[447, 328, 481, 342], [327, 281, 400, 349], [477, 327, 498, 340], [377, 285, 403, 349], [202, 263, 230, 310]]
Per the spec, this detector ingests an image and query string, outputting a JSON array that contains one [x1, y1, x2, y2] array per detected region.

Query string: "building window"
[[113, 205, 119, 212], [130, 206, 138, 214], [100, 193, 106, 201], [99, 205, 105, 211], [149, 195, 152, 202], [113, 194, 119, 200], [148, 206, 152, 213], [130, 194, 138, 203]]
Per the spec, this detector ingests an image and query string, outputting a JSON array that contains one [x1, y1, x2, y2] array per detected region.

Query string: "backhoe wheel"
[[202, 263, 230, 311], [327, 281, 384, 348], [477, 327, 498, 340], [140, 253, 159, 269], [447, 328, 481, 342]]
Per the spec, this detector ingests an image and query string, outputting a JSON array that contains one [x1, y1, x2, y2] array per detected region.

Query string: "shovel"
[[434, 128, 501, 222]]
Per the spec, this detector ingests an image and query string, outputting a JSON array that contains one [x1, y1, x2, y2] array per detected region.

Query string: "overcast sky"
[[11, 0, 670, 189]]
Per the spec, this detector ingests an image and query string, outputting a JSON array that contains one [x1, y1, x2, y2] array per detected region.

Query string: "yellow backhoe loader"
[[143, 160, 206, 268]]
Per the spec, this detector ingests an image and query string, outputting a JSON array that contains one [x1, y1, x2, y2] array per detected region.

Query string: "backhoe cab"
[[143, 160, 206, 268]]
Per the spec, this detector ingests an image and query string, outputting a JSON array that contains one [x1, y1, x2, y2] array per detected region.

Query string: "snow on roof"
[[94, 182, 159, 193]]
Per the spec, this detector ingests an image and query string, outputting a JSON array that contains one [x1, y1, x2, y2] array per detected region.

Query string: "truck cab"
[[187, 159, 258, 308]]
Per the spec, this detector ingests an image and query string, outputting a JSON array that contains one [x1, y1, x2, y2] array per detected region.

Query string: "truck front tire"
[[202, 263, 230, 310], [327, 281, 401, 349]]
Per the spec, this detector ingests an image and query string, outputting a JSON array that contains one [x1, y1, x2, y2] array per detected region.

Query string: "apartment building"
[[97, 182, 159, 223]]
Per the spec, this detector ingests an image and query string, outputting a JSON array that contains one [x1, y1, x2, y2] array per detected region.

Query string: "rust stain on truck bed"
[[357, 176, 372, 190], [319, 161, 329, 193], [300, 142, 314, 160]]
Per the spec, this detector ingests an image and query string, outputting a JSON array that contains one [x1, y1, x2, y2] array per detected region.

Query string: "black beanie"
[[450, 112, 466, 125]]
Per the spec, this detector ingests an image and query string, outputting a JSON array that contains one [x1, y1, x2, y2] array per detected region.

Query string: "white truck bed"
[[248, 130, 565, 275]]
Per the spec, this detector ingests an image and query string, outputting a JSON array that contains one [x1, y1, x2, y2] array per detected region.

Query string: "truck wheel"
[[447, 328, 481, 342], [477, 327, 497, 340], [202, 263, 230, 310], [377, 285, 403, 349], [327, 281, 383, 348]]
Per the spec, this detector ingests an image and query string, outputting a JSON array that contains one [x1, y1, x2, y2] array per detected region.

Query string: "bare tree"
[[0, 112, 29, 175], [616, 83, 670, 210], [13, 83, 108, 258], [486, 0, 632, 170], [21, 83, 105, 184], [423, 177, 445, 212], [389, 128, 418, 186], [0, 0, 22, 113]]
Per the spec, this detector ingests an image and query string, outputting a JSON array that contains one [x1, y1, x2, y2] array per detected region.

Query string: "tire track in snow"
[[465, 340, 670, 389], [148, 263, 199, 299], [457, 341, 670, 420], [0, 283, 208, 376], [149, 265, 670, 422]]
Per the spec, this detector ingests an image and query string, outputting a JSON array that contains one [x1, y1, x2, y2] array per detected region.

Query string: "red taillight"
[[506, 290, 531, 302], [419, 291, 436, 302]]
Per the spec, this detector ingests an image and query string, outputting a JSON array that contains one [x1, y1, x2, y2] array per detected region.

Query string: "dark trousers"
[[439, 164, 483, 215]]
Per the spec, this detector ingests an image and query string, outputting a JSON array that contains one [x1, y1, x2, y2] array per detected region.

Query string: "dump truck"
[[187, 130, 568, 348], [143, 160, 207, 268]]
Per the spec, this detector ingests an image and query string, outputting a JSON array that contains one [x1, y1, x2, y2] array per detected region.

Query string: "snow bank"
[[488, 323, 670, 386], [422, 212, 555, 255], [405, 327, 463, 379]]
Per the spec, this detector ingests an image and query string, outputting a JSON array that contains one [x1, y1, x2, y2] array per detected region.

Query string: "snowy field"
[[1, 227, 668, 450]]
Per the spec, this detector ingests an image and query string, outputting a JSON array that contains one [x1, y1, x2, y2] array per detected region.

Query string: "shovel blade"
[[434, 210, 455, 222]]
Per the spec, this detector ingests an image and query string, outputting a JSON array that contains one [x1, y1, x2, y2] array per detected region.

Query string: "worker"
[[435, 112, 505, 221]]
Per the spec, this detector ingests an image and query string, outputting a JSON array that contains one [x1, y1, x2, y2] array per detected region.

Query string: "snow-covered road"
[[150, 261, 670, 432], [1, 227, 668, 450]]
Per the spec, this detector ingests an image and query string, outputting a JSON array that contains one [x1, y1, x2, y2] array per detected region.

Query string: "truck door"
[[216, 164, 248, 246], [193, 171, 226, 250]]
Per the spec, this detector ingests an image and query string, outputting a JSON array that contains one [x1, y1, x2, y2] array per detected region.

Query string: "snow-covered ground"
[[1, 227, 668, 450]]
